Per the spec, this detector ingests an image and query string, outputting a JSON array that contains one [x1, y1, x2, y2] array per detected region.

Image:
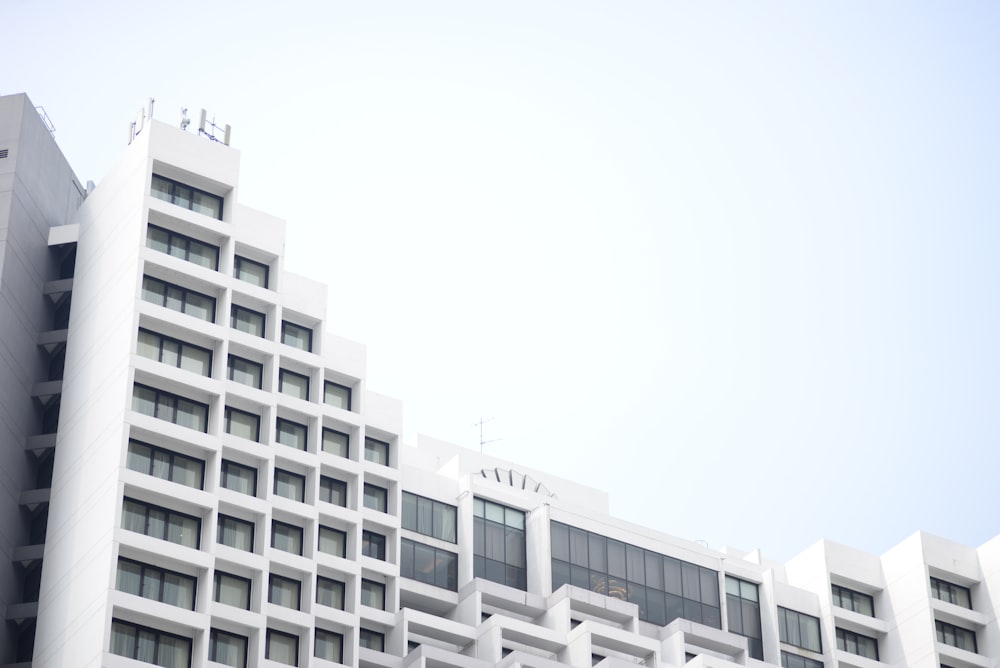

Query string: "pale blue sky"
[[7, 1, 1000, 561]]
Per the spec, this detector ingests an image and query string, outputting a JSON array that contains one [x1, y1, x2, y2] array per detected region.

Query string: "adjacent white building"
[[1, 92, 997, 668]]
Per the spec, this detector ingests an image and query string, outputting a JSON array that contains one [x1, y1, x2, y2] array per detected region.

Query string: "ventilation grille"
[[0, 149, 8, 159]]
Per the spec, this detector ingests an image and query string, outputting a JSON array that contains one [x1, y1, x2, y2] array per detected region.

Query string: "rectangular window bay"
[[141, 275, 215, 322]]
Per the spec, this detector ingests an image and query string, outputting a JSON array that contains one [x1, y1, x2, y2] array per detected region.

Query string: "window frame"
[[121, 497, 201, 549], [361, 578, 387, 610], [227, 354, 263, 389], [214, 570, 252, 610], [930, 576, 973, 609], [141, 275, 216, 322], [318, 525, 347, 558], [266, 628, 299, 666], [836, 627, 879, 660], [315, 628, 344, 663], [146, 222, 220, 270], [220, 459, 258, 496], [402, 491, 457, 543], [224, 406, 261, 442], [273, 468, 306, 503], [268, 573, 302, 611], [474, 498, 527, 591], [233, 254, 269, 288], [324, 380, 352, 411], [150, 173, 224, 220], [137, 327, 213, 377], [778, 606, 822, 652], [230, 303, 266, 338], [936, 619, 977, 653], [364, 436, 390, 465], [271, 520, 304, 556], [322, 427, 350, 458], [363, 483, 388, 513], [362, 529, 387, 561], [110, 618, 192, 667], [316, 576, 345, 609], [831, 583, 875, 617], [400, 537, 458, 591], [209, 628, 249, 668], [276, 417, 308, 451], [320, 476, 348, 506], [217, 514, 255, 552], [126, 439, 205, 490], [132, 383, 209, 433], [359, 628, 385, 652], [279, 368, 310, 401], [116, 557, 197, 610], [281, 320, 313, 352]]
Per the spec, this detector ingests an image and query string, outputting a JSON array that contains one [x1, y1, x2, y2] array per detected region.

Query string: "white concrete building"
[[1, 92, 998, 668]]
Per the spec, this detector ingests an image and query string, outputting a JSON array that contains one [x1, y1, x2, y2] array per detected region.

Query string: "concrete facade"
[[0, 94, 998, 668]]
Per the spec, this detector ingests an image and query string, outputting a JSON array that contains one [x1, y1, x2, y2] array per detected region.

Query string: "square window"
[[320, 476, 347, 506], [315, 629, 344, 663], [317, 576, 345, 609], [364, 437, 389, 466], [228, 355, 263, 389], [359, 628, 385, 652], [281, 321, 312, 352], [214, 571, 251, 609], [225, 406, 260, 442], [220, 460, 257, 496], [272, 520, 303, 555], [231, 304, 266, 337], [276, 418, 308, 451], [324, 381, 351, 410], [217, 515, 254, 552], [210, 628, 248, 668], [269, 574, 301, 610], [274, 469, 305, 503], [318, 526, 347, 558], [279, 369, 310, 401], [234, 255, 269, 288], [266, 629, 299, 666], [322, 428, 349, 458], [364, 483, 388, 513]]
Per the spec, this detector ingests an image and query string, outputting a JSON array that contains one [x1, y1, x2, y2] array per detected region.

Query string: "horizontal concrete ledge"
[[19, 487, 50, 509], [25, 433, 56, 453], [48, 222, 79, 245], [5, 601, 38, 622], [11, 544, 44, 565]]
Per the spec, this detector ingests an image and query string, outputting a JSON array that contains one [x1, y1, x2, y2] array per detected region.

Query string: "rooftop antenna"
[[197, 108, 232, 146], [474, 417, 502, 453], [180, 108, 190, 131]]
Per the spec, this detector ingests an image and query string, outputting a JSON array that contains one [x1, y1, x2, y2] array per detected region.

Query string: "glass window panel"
[[626, 544, 645, 584], [402, 492, 418, 531], [220, 460, 257, 496], [315, 629, 343, 663], [662, 557, 683, 595], [364, 437, 389, 465], [700, 568, 720, 605], [607, 540, 626, 578], [162, 572, 194, 609], [319, 526, 346, 557], [210, 629, 248, 668], [588, 533, 607, 571], [361, 579, 385, 609], [266, 630, 298, 666], [665, 593, 684, 623], [645, 551, 663, 589], [438, 502, 457, 542], [146, 224, 170, 252], [682, 562, 701, 600], [132, 385, 157, 417], [320, 476, 347, 506], [416, 496, 433, 534], [191, 190, 222, 219], [324, 381, 351, 410], [413, 542, 436, 585], [505, 507, 525, 529], [269, 574, 301, 610], [282, 321, 312, 351], [484, 501, 504, 523], [280, 369, 309, 400], [234, 255, 269, 287], [231, 305, 265, 337], [317, 577, 345, 609], [274, 470, 305, 502], [217, 515, 254, 551], [215, 571, 251, 609], [226, 407, 260, 441], [323, 428, 349, 457], [277, 419, 307, 450], [136, 329, 160, 360], [228, 355, 263, 388], [569, 527, 589, 567], [364, 484, 387, 512], [168, 513, 199, 548], [180, 345, 211, 376], [272, 521, 303, 555], [116, 560, 142, 596], [159, 337, 181, 365]]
